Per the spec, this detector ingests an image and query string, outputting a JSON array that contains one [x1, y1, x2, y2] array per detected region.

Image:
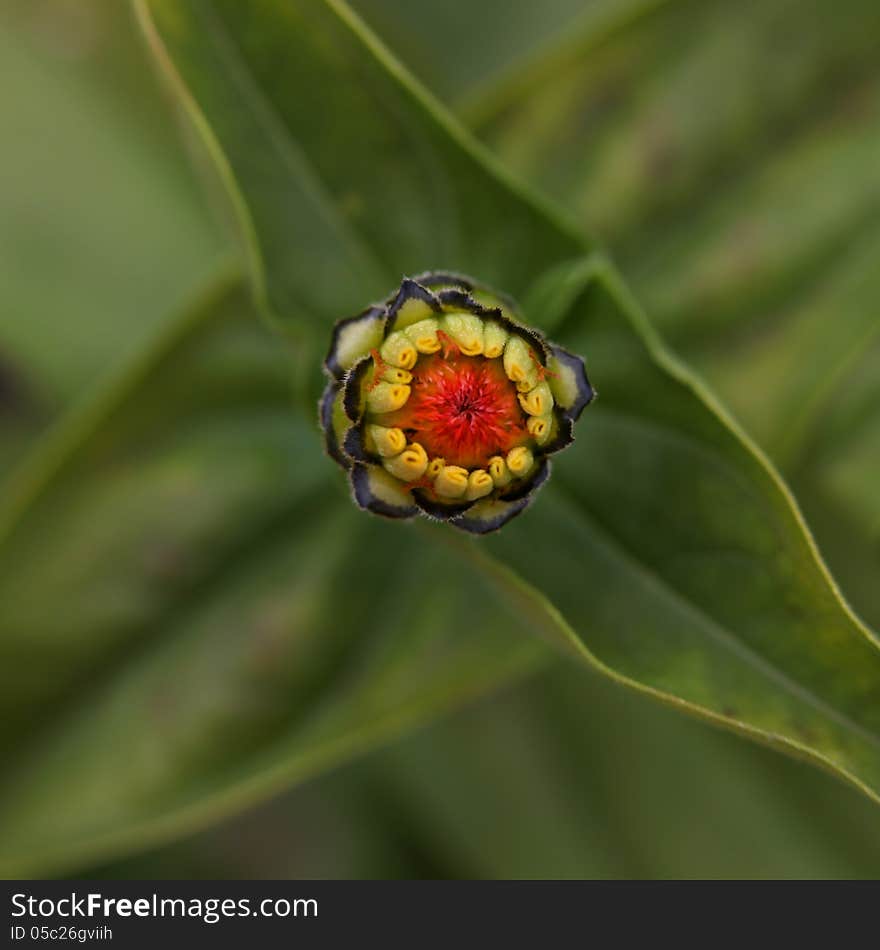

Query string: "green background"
[[1, 0, 878, 878]]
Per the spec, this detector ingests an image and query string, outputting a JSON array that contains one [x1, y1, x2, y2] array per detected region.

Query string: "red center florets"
[[390, 352, 528, 469]]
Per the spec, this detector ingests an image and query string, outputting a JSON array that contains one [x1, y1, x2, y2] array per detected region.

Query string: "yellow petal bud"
[[482, 320, 508, 358], [503, 335, 538, 388], [465, 469, 494, 501], [366, 424, 407, 458], [366, 381, 410, 414], [442, 313, 484, 355], [381, 366, 412, 385], [506, 445, 534, 478], [383, 442, 428, 481], [526, 414, 554, 445], [518, 381, 554, 417], [487, 455, 513, 488], [434, 465, 470, 498], [404, 318, 441, 353], [426, 456, 445, 478], [380, 331, 418, 369]]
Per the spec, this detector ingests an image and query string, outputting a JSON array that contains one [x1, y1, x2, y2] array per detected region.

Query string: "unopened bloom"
[[320, 273, 593, 534]]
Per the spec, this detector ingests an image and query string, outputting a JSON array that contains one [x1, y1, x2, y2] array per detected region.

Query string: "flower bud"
[[320, 273, 593, 533]]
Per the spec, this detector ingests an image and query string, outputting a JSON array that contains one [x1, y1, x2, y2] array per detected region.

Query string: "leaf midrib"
[[194, 0, 390, 302]]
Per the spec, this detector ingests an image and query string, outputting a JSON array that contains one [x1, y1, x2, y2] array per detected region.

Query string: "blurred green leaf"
[[352, 0, 619, 105], [463, 0, 880, 284], [137, 0, 584, 336], [788, 333, 880, 632], [0, 1, 228, 403], [0, 0, 229, 474], [454, 0, 880, 632], [0, 274, 545, 877], [363, 660, 880, 878], [90, 659, 880, 879], [138, 0, 880, 805]]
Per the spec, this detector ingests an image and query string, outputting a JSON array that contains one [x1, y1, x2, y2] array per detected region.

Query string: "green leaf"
[[477, 259, 880, 800], [352, 0, 605, 105], [137, 0, 880, 805], [91, 656, 880, 878], [0, 274, 545, 877], [788, 334, 880, 632], [137, 0, 582, 335], [461, 0, 880, 463], [452, 0, 880, 649], [363, 661, 880, 878], [0, 2, 227, 420]]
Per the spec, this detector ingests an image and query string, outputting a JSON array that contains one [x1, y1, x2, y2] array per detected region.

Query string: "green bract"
[[320, 273, 593, 533]]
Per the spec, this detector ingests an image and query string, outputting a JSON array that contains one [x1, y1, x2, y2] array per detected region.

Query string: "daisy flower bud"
[[320, 273, 594, 533]]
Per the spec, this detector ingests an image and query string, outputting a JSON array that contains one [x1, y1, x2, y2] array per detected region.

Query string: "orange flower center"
[[389, 352, 528, 469]]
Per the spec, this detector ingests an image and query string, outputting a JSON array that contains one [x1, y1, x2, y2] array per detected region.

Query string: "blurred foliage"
[[0, 0, 228, 470], [91, 664, 880, 879], [1, 0, 879, 879]]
